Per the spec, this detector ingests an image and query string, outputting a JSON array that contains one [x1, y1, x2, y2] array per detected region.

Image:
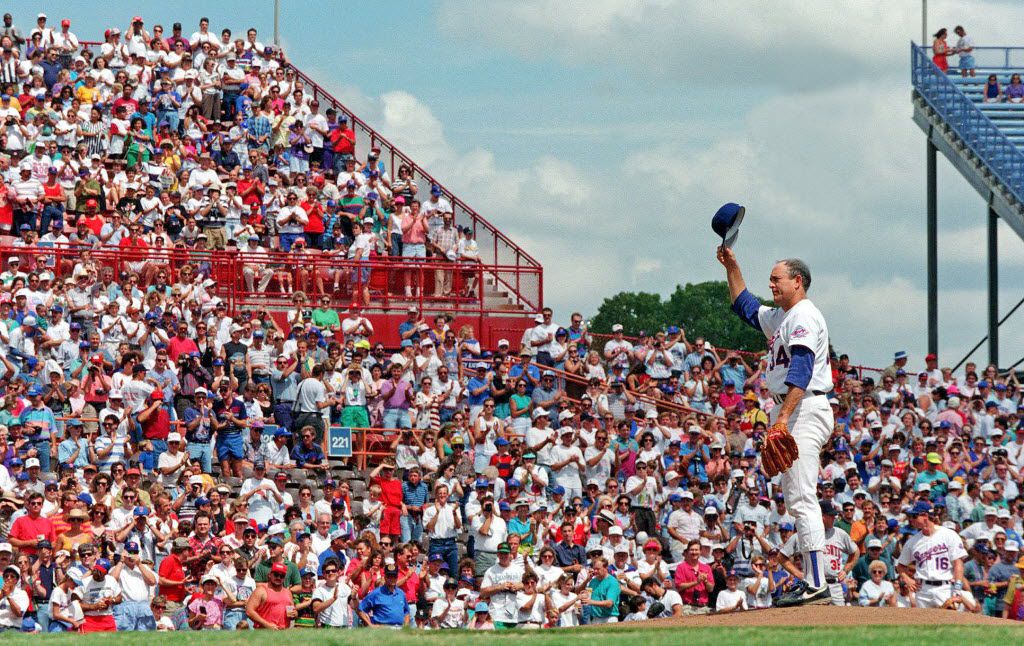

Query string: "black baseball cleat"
[[775, 580, 830, 607]]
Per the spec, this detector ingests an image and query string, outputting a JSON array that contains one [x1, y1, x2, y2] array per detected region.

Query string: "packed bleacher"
[[0, 12, 1021, 633]]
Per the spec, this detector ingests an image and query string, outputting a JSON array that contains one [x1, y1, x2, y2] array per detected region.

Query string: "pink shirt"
[[674, 560, 713, 607], [401, 214, 427, 244], [380, 378, 413, 410], [188, 594, 225, 628]]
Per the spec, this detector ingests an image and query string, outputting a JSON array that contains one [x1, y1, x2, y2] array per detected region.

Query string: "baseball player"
[[819, 501, 859, 605], [719, 247, 834, 606], [896, 501, 968, 609]]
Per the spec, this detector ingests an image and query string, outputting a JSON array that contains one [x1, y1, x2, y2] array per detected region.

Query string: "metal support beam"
[[989, 207, 999, 367], [274, 0, 280, 46], [927, 140, 938, 355]]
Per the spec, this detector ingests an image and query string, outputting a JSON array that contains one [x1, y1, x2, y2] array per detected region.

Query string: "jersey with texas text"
[[897, 526, 967, 581]]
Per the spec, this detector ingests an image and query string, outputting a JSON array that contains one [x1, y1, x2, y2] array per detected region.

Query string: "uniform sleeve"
[[784, 346, 815, 391], [947, 531, 968, 561], [730, 289, 764, 333], [896, 538, 914, 566]]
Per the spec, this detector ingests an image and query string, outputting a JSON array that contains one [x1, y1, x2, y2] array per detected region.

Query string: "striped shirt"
[[401, 480, 428, 510]]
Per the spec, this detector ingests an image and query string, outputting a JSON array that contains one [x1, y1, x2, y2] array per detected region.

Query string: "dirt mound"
[[641, 606, 1017, 627]]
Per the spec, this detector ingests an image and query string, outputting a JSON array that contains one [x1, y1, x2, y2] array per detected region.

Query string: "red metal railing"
[[0, 244, 540, 322]]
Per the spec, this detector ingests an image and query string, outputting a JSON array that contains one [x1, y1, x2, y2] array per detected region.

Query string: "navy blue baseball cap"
[[908, 501, 933, 516], [819, 501, 839, 516], [711, 202, 745, 248]]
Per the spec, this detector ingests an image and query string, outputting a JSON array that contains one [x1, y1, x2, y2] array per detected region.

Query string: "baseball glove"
[[761, 422, 799, 477]]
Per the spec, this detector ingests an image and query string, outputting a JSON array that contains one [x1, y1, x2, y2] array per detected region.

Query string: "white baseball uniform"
[[897, 526, 967, 609], [756, 298, 835, 587], [822, 526, 858, 605]]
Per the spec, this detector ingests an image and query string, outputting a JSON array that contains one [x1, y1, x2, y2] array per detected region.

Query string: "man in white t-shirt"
[[312, 559, 352, 628], [0, 564, 30, 630], [110, 542, 157, 631], [550, 428, 585, 500], [76, 559, 122, 632], [953, 25, 976, 77], [641, 577, 683, 617], [480, 543, 524, 628]]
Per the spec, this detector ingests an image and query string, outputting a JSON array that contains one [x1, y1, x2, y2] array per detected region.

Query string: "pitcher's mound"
[[643, 606, 1015, 627]]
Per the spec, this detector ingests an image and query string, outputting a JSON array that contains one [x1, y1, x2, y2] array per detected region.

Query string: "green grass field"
[[4, 624, 1023, 646]]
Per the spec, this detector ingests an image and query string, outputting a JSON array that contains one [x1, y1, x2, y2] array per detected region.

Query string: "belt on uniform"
[[919, 579, 949, 586], [772, 390, 828, 405], [825, 576, 839, 584], [431, 536, 457, 542]]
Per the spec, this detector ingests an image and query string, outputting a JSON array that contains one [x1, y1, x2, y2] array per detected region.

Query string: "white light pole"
[[272, 0, 280, 46], [922, 0, 927, 45]]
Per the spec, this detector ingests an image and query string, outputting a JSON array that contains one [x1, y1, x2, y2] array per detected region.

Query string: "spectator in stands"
[[953, 26, 976, 77], [932, 28, 950, 73]]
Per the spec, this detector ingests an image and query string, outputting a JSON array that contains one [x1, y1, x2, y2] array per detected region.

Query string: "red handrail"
[[0, 244, 540, 315]]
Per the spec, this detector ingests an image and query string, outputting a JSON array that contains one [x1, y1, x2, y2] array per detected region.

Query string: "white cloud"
[[439, 0, 1024, 89]]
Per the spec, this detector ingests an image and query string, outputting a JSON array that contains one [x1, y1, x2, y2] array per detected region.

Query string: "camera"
[[483, 502, 493, 513]]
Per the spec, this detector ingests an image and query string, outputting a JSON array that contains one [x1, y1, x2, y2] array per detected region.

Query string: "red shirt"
[[167, 336, 199, 362], [330, 128, 355, 156], [81, 214, 105, 236], [398, 564, 419, 603], [674, 560, 714, 607], [372, 475, 402, 509], [112, 97, 139, 115], [158, 553, 187, 602], [237, 178, 264, 207], [301, 200, 324, 235], [51, 512, 71, 540], [9, 513, 56, 555], [142, 406, 171, 441], [119, 235, 149, 251]]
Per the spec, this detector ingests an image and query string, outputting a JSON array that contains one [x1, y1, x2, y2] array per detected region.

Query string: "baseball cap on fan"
[[712, 202, 745, 248]]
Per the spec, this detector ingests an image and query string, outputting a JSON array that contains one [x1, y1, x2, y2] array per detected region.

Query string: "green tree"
[[589, 281, 769, 353], [664, 281, 769, 352], [589, 292, 667, 337]]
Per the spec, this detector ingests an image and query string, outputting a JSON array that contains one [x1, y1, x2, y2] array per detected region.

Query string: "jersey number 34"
[[767, 345, 790, 371]]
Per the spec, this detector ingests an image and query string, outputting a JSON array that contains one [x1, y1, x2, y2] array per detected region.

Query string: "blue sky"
[[12, 1, 1024, 370]]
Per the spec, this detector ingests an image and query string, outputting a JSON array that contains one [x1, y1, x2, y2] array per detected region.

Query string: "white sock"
[[803, 551, 826, 588]]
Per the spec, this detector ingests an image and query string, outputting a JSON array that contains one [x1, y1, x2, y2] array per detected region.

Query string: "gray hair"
[[778, 258, 812, 291]]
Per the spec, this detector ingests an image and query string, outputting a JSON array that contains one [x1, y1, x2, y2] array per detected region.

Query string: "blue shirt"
[[402, 480, 428, 508], [467, 376, 490, 407], [358, 585, 409, 625], [317, 548, 349, 575], [587, 574, 621, 618], [19, 405, 57, 441], [397, 321, 419, 344], [509, 364, 540, 393], [291, 442, 326, 467]]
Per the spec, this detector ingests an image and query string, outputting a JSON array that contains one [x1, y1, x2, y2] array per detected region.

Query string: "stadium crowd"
[[0, 11, 1021, 633]]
